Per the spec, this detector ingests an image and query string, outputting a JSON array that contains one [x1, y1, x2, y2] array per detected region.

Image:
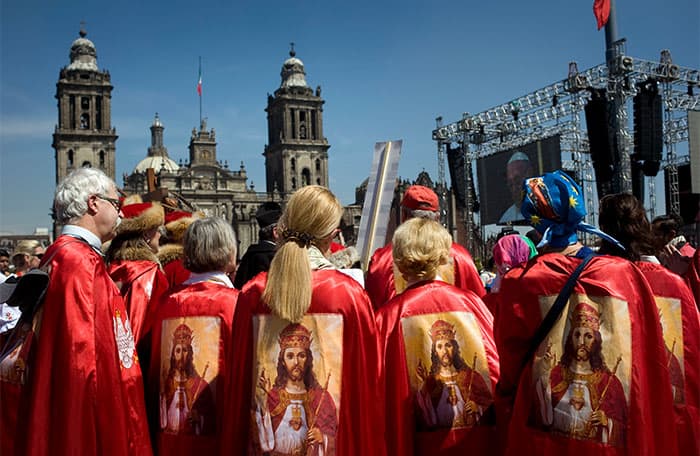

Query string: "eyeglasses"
[[34, 253, 44, 259], [95, 194, 121, 211]]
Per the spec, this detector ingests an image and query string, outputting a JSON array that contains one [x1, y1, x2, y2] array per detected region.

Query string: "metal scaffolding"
[[433, 50, 699, 245]]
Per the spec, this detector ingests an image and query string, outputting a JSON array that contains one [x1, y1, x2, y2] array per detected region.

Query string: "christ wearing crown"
[[160, 322, 215, 436], [535, 302, 627, 446], [415, 319, 492, 430], [254, 323, 338, 455]]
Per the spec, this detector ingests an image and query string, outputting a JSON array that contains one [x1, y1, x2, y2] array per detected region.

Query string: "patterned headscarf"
[[520, 170, 624, 250]]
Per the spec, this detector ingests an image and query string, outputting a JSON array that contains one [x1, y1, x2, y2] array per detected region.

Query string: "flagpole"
[[198, 56, 202, 127]]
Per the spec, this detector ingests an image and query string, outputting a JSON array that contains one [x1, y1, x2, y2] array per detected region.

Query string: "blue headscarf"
[[520, 170, 624, 250]]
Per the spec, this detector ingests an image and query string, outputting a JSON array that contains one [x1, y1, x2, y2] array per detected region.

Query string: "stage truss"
[[433, 43, 699, 253]]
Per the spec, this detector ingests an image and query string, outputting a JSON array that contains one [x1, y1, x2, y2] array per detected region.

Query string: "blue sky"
[[1, 0, 698, 234]]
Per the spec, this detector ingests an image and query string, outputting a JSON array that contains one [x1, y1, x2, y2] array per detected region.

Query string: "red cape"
[[494, 253, 679, 456], [636, 260, 700, 454], [685, 247, 700, 309], [366, 242, 485, 311], [377, 280, 499, 456], [220, 269, 385, 456], [15, 235, 152, 455], [163, 258, 191, 290], [109, 259, 169, 344], [147, 281, 238, 455]]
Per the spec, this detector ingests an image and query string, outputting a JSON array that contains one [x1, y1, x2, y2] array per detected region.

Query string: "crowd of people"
[[0, 166, 698, 456]]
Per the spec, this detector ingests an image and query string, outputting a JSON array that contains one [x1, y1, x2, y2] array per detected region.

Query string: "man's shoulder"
[[49, 235, 100, 264]]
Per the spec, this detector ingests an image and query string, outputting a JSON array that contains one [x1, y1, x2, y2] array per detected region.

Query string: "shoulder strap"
[[520, 253, 595, 373]]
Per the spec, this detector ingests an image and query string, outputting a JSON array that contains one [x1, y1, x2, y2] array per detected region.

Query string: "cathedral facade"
[[52, 29, 471, 263]]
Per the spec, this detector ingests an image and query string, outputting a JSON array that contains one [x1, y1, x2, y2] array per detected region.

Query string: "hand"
[[464, 399, 478, 415], [256, 369, 271, 406], [589, 410, 608, 427], [258, 368, 271, 394], [541, 341, 556, 372], [660, 244, 692, 275], [307, 427, 323, 445], [416, 359, 428, 384]]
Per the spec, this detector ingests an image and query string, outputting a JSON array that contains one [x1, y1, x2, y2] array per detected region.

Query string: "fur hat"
[[117, 202, 164, 235], [401, 185, 439, 212], [163, 210, 203, 244]]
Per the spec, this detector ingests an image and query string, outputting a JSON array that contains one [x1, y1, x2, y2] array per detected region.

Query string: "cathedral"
[[52, 28, 473, 262], [52, 28, 360, 255]]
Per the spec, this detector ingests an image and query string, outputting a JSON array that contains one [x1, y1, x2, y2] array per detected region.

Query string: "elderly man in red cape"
[[494, 171, 678, 456], [378, 217, 498, 456], [11, 168, 152, 455], [254, 323, 338, 455], [365, 184, 484, 310]]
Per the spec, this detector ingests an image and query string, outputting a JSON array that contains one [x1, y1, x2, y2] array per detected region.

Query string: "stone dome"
[[133, 156, 179, 174], [280, 48, 308, 89], [67, 28, 99, 72]]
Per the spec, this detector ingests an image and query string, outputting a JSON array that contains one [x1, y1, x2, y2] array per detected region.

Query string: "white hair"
[[53, 168, 116, 224]]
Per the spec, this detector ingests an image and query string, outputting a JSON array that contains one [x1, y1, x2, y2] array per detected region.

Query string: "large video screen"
[[476, 135, 562, 225]]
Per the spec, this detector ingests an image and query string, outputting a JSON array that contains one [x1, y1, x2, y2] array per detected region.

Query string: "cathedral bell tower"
[[264, 45, 330, 196], [53, 27, 117, 184]]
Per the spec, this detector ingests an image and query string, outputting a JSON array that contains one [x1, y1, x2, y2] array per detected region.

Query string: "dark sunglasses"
[[95, 194, 121, 211]]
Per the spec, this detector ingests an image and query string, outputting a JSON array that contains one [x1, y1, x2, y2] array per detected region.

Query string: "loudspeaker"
[[585, 88, 615, 196], [446, 143, 468, 209], [633, 80, 663, 169], [631, 160, 645, 203], [688, 109, 700, 193]]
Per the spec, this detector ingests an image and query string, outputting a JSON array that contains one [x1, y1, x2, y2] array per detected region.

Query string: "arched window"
[[291, 177, 297, 189], [316, 178, 321, 185], [82, 161, 92, 168], [99, 150, 105, 167], [315, 159, 321, 172], [301, 168, 311, 187], [68, 149, 74, 167], [291, 158, 296, 171]]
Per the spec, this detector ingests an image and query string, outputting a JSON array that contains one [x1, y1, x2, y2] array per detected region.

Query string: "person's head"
[[651, 213, 684, 246], [255, 202, 282, 241], [562, 303, 606, 370], [506, 152, 533, 209], [274, 323, 319, 389], [400, 185, 440, 223], [0, 249, 10, 274], [12, 240, 43, 273], [428, 320, 466, 375], [492, 234, 532, 276], [263, 186, 343, 323], [53, 168, 122, 243], [520, 170, 623, 252], [598, 193, 656, 261], [169, 323, 196, 377], [183, 217, 237, 274], [105, 202, 164, 263], [392, 218, 451, 283]]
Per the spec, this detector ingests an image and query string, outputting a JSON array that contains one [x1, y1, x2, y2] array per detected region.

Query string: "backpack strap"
[[519, 253, 596, 375]]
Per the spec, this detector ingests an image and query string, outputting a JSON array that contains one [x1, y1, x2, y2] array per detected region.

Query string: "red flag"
[[593, 0, 610, 30], [197, 65, 202, 96]]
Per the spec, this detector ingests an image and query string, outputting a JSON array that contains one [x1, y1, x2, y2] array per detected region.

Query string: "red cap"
[[164, 210, 193, 225], [121, 202, 155, 219], [401, 185, 439, 212]]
